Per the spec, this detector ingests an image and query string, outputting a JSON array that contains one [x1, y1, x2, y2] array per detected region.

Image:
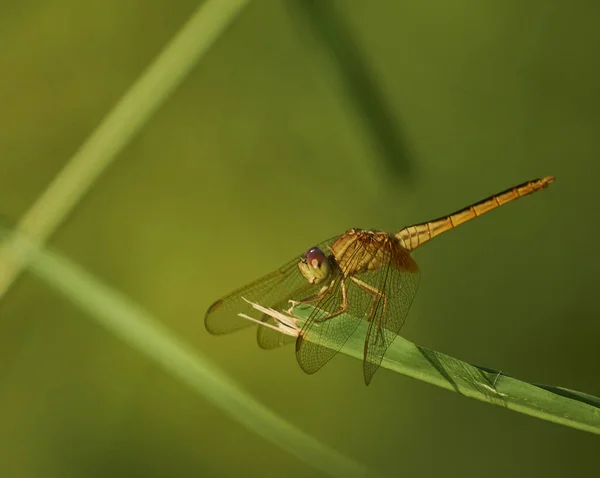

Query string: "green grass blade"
[[291, 304, 600, 435], [0, 0, 249, 298], [1, 228, 373, 478]]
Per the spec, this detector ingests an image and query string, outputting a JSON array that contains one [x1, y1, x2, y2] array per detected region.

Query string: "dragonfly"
[[205, 176, 554, 385]]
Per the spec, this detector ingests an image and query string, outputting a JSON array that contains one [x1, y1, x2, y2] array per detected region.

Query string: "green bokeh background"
[[1, 1, 598, 477]]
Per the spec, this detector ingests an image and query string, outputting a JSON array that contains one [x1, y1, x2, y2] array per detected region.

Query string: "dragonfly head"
[[298, 247, 331, 284]]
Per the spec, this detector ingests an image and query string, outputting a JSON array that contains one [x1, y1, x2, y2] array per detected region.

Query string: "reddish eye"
[[304, 247, 326, 267], [298, 246, 331, 284]]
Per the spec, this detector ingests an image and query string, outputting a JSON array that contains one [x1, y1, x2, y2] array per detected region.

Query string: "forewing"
[[204, 237, 337, 337], [363, 250, 420, 385]]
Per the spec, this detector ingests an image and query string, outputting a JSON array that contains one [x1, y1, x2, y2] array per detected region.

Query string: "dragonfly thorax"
[[331, 228, 395, 275]]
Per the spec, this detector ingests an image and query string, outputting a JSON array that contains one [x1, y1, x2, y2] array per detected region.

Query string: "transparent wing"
[[204, 237, 337, 338], [362, 251, 420, 385]]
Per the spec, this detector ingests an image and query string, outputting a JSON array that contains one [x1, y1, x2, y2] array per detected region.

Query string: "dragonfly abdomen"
[[395, 176, 554, 251]]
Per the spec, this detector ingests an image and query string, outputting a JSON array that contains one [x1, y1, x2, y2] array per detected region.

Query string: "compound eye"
[[304, 247, 326, 268], [298, 246, 331, 284]]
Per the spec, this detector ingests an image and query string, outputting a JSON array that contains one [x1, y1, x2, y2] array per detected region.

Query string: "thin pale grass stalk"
[[0, 2, 368, 473], [1, 228, 374, 478], [0, 0, 249, 298]]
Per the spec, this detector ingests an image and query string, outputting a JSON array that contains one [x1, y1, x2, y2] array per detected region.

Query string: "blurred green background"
[[1, 1, 598, 477]]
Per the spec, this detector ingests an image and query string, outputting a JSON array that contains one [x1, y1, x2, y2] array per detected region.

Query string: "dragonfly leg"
[[312, 279, 349, 324], [350, 277, 388, 345], [296, 280, 349, 349], [285, 280, 335, 315]]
